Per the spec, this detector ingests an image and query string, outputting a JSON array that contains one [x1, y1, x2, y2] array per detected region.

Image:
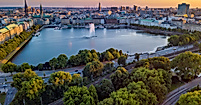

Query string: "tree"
[[20, 63, 31, 72], [37, 63, 43, 70], [1, 62, 17, 74], [20, 77, 45, 100], [63, 86, 96, 105], [136, 57, 171, 71], [118, 55, 127, 66], [171, 51, 201, 81], [177, 90, 201, 105], [110, 67, 129, 90], [104, 51, 114, 61], [89, 85, 98, 103], [129, 67, 171, 102], [49, 71, 72, 86], [135, 53, 140, 61], [49, 57, 58, 70], [83, 61, 104, 79], [103, 62, 114, 74], [11, 69, 38, 90], [96, 79, 115, 101], [71, 73, 83, 86], [57, 54, 68, 69]]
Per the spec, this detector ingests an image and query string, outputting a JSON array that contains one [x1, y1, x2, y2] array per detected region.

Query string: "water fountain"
[[83, 23, 97, 39]]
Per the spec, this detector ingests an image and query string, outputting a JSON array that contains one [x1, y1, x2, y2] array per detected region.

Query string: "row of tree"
[[168, 31, 201, 46], [2, 62, 32, 74], [0, 25, 41, 60], [130, 23, 190, 34], [36, 48, 125, 71]]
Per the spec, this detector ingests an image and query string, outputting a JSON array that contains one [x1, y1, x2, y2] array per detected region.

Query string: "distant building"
[[133, 5, 138, 11], [98, 2, 101, 12], [24, 0, 28, 16], [177, 3, 190, 16], [126, 6, 130, 10], [111, 7, 118, 12], [40, 4, 43, 18], [121, 6, 126, 11]]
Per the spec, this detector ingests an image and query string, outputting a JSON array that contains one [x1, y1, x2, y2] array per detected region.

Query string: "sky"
[[0, 0, 200, 8]]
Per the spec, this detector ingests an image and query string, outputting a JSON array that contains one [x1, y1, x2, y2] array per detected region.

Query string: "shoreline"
[[0, 26, 44, 72]]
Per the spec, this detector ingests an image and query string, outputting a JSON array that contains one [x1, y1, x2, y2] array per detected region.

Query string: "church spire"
[[40, 3, 43, 18], [24, 0, 28, 16]]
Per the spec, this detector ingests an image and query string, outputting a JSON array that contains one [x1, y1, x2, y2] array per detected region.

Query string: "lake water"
[[11, 28, 168, 65]]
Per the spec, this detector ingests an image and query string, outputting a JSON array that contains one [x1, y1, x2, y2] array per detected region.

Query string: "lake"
[[11, 28, 168, 65]]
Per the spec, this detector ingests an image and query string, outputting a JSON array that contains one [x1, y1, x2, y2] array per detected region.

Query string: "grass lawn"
[[169, 82, 184, 92], [0, 93, 6, 105]]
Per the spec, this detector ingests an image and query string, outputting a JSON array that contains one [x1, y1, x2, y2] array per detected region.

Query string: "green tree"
[[177, 90, 201, 105], [49, 57, 58, 70], [37, 63, 43, 70], [96, 79, 115, 101], [63, 86, 96, 105], [171, 51, 201, 81], [20, 63, 31, 72], [57, 54, 68, 69], [129, 67, 171, 102], [110, 67, 129, 90], [71, 73, 83, 86], [49, 71, 72, 86], [135, 53, 140, 61], [1, 62, 17, 74], [118, 55, 127, 66], [89, 85, 98, 103], [20, 77, 45, 99], [104, 51, 114, 61], [11, 69, 38, 90], [83, 61, 104, 79]]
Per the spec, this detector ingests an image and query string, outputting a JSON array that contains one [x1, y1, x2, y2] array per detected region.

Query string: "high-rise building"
[[98, 2, 101, 12], [177, 3, 190, 16], [24, 0, 28, 16], [133, 5, 138, 11]]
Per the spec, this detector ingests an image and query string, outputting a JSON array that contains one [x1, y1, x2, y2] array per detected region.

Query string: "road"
[[161, 77, 201, 105], [3, 87, 17, 105]]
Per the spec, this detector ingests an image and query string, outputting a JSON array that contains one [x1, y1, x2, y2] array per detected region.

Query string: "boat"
[[34, 32, 40, 37], [83, 35, 97, 39], [54, 27, 61, 30]]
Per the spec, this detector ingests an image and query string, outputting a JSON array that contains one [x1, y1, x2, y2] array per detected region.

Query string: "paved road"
[[4, 87, 17, 105], [161, 78, 201, 105]]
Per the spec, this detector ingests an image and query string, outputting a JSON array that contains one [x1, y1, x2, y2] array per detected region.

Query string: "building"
[[0, 24, 23, 44], [120, 6, 126, 11], [133, 5, 138, 11], [61, 17, 70, 25], [24, 0, 28, 16], [40, 4, 43, 18], [177, 3, 190, 16], [111, 7, 118, 12], [98, 2, 101, 12]]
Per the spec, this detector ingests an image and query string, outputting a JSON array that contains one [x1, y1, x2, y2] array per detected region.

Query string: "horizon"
[[0, 0, 200, 8]]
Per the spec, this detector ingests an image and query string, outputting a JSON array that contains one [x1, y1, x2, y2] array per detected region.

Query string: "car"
[[75, 70, 79, 72]]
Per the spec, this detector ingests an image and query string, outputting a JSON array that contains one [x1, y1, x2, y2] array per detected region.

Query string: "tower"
[[40, 4, 43, 18], [24, 0, 28, 16], [98, 2, 101, 12]]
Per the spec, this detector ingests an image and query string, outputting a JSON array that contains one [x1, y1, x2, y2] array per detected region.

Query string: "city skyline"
[[0, 0, 200, 8]]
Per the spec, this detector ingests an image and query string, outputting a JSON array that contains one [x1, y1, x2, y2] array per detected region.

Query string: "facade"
[[177, 3, 190, 16], [182, 23, 201, 31], [0, 24, 23, 44], [61, 18, 70, 25]]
